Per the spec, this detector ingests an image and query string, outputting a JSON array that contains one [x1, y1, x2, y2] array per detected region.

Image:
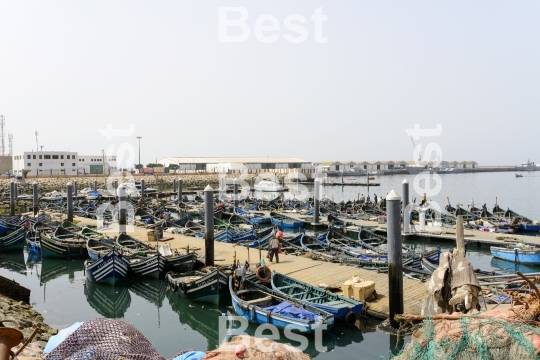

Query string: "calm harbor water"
[[1, 172, 539, 359], [2, 239, 540, 359], [297, 171, 540, 223]]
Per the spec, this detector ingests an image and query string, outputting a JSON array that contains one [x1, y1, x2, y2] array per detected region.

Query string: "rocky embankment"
[[0, 294, 57, 359], [0, 173, 296, 195]]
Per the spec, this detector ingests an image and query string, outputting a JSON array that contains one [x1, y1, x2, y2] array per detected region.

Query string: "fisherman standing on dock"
[[374, 193, 378, 204], [267, 232, 281, 263], [420, 193, 427, 206]]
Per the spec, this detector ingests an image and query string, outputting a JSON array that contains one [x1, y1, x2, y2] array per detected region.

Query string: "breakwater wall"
[[0, 174, 294, 195]]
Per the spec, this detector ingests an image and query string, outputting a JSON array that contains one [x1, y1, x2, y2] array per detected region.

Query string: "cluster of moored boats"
[[3, 186, 540, 330]]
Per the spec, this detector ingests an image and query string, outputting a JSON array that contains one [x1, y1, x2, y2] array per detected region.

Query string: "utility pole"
[[136, 136, 142, 169], [35, 131, 39, 152]]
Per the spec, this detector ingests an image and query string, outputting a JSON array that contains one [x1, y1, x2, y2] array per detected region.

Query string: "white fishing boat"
[[254, 180, 286, 192]]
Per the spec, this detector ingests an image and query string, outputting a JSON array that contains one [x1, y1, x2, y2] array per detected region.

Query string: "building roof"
[[158, 157, 310, 164]]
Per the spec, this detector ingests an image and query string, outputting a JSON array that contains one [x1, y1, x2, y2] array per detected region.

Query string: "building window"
[[66, 155, 70, 159], [27, 155, 31, 159], [61, 163, 64, 166], [44, 155, 51, 159], [39, 155, 42, 159], [39, 163, 42, 166], [27, 163, 31, 167], [61, 155, 64, 159], [52, 155, 58, 159], [33, 155, 36, 159], [72, 163, 75, 166]]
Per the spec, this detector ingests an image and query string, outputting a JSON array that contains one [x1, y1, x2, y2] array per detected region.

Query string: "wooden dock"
[[73, 215, 429, 319], [275, 210, 540, 248]]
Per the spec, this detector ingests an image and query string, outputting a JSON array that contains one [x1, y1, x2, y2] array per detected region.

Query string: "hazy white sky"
[[0, 1, 538, 166]]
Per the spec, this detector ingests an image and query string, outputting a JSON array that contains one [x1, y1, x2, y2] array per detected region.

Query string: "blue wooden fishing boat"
[[0, 223, 26, 251], [236, 228, 274, 248], [229, 275, 334, 334], [234, 207, 271, 224], [490, 245, 540, 264], [271, 271, 363, 325], [270, 211, 305, 229], [84, 246, 130, 285], [166, 267, 230, 304], [299, 232, 329, 252]]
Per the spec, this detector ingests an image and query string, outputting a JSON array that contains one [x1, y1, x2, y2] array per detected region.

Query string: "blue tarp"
[[173, 351, 206, 360], [263, 301, 321, 321], [43, 322, 85, 354]]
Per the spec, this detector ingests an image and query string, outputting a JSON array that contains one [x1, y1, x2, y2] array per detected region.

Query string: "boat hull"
[[40, 232, 88, 258], [229, 277, 334, 333], [128, 255, 165, 279], [85, 250, 130, 284], [270, 212, 305, 229], [490, 246, 540, 264], [0, 227, 26, 251], [163, 253, 197, 273], [167, 269, 229, 304], [519, 224, 540, 232], [271, 271, 363, 319]]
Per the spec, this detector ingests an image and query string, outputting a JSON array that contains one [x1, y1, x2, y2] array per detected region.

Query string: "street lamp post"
[[136, 136, 142, 170]]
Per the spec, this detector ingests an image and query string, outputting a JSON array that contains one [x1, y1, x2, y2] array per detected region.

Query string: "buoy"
[[235, 343, 246, 357], [256, 266, 271, 282]]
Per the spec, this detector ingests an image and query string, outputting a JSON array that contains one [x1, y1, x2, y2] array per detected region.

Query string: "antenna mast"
[[8, 133, 13, 156], [35, 131, 39, 151]]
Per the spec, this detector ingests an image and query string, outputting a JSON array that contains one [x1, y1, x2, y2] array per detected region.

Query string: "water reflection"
[[490, 257, 540, 274], [166, 289, 223, 350], [127, 278, 167, 307], [0, 249, 26, 274], [84, 281, 131, 318], [40, 257, 84, 285]]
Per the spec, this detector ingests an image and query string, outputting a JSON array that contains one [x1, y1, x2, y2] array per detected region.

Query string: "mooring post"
[[114, 180, 118, 190], [141, 179, 145, 198], [456, 214, 465, 255], [402, 179, 410, 234], [233, 178, 239, 208], [94, 180, 97, 191], [204, 185, 214, 266], [313, 178, 321, 224], [14, 182, 18, 199], [178, 178, 183, 204], [387, 189, 404, 329], [118, 185, 127, 234], [66, 182, 73, 222], [33, 181, 38, 216], [173, 178, 177, 193], [73, 180, 78, 199], [9, 182, 15, 216]]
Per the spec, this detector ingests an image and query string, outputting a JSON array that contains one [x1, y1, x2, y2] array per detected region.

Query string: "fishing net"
[[44, 318, 170, 360], [204, 335, 311, 360], [394, 314, 540, 360]]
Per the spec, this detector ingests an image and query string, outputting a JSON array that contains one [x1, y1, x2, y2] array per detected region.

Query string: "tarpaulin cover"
[[263, 301, 321, 321]]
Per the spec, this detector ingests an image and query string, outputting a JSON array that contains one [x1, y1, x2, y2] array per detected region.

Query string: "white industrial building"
[[12, 151, 117, 176], [158, 157, 315, 176]]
